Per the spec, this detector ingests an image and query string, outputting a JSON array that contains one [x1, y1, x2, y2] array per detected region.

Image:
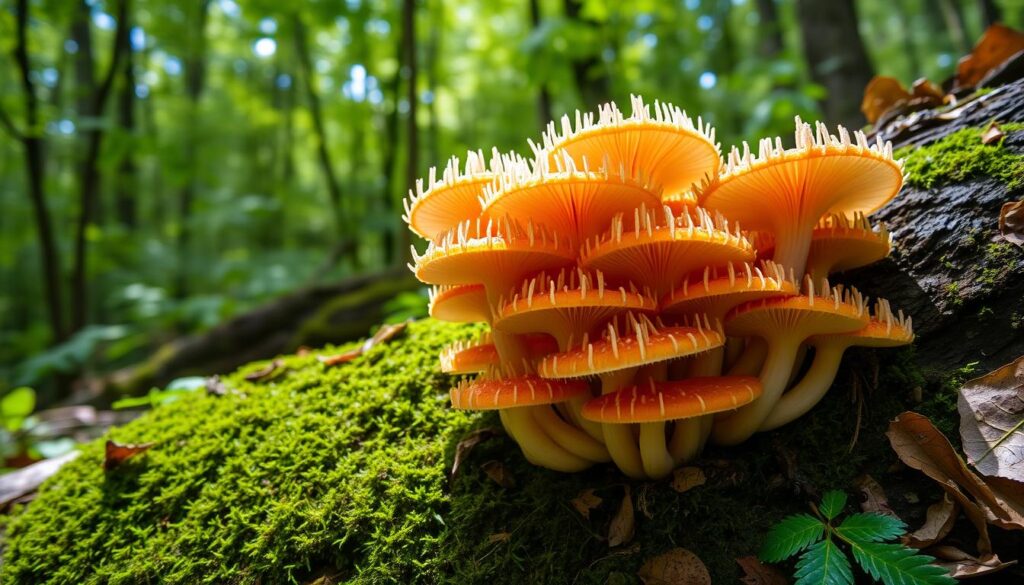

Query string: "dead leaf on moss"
[[361, 321, 408, 352], [487, 532, 511, 544], [736, 556, 789, 585], [1000, 200, 1024, 247], [638, 548, 710, 585], [103, 439, 153, 470], [928, 546, 1017, 578], [481, 460, 514, 489], [862, 76, 911, 124], [981, 121, 1006, 145], [608, 486, 635, 547], [904, 495, 958, 549], [244, 359, 285, 382], [571, 488, 603, 519], [958, 355, 1024, 481], [956, 24, 1024, 89], [317, 348, 362, 366], [450, 427, 500, 481], [853, 474, 898, 517], [670, 466, 706, 493]]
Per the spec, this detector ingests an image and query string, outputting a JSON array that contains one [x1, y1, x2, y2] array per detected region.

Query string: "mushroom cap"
[[411, 216, 576, 288], [661, 261, 797, 319], [537, 313, 725, 378], [725, 279, 869, 341], [481, 151, 662, 247], [812, 298, 914, 349], [428, 284, 491, 323], [449, 374, 591, 410], [581, 376, 763, 423], [807, 212, 891, 275], [532, 95, 720, 201], [493, 268, 656, 346], [440, 332, 559, 374], [403, 149, 513, 240], [580, 204, 754, 296], [697, 117, 903, 234]]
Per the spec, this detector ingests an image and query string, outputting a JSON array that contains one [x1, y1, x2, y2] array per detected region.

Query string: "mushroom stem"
[[500, 406, 592, 472], [726, 337, 768, 376], [531, 405, 611, 462], [760, 342, 846, 431], [637, 362, 673, 479], [669, 348, 724, 463], [564, 394, 606, 443], [711, 337, 800, 445], [600, 367, 646, 479], [771, 226, 813, 280], [724, 337, 745, 369]]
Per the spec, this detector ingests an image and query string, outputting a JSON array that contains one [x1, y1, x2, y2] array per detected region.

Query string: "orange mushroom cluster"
[[404, 95, 914, 479]]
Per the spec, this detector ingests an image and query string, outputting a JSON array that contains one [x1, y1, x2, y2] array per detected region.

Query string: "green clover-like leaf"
[[794, 537, 854, 585], [849, 541, 956, 585], [759, 513, 825, 563], [836, 513, 906, 544], [819, 490, 848, 521]]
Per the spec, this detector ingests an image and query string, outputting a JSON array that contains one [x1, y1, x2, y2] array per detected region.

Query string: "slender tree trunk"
[[938, 0, 969, 54], [116, 4, 137, 229], [293, 12, 348, 250], [562, 0, 610, 108], [795, 0, 875, 129], [977, 0, 1001, 27], [69, 0, 129, 334], [12, 0, 66, 344], [380, 57, 402, 266], [174, 0, 210, 299], [754, 0, 783, 58], [399, 0, 418, 264], [529, 0, 553, 129], [425, 0, 441, 165], [714, 0, 742, 136]]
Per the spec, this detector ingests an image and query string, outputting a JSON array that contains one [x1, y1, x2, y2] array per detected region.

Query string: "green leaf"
[[819, 490, 848, 521], [1, 387, 35, 419], [794, 538, 854, 585], [836, 513, 906, 543], [759, 514, 824, 562], [849, 541, 956, 585]]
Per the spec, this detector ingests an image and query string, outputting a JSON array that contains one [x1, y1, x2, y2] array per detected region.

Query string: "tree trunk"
[[563, 0, 610, 109], [795, 0, 875, 130], [69, 0, 130, 333], [174, 0, 210, 299], [938, 0, 969, 55], [754, 0, 783, 58], [12, 0, 66, 344], [977, 0, 1001, 28], [529, 0, 554, 129], [399, 0, 418, 265], [115, 3, 137, 229]]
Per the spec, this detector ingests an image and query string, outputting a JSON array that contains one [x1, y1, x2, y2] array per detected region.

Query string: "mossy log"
[[4, 91, 1024, 583]]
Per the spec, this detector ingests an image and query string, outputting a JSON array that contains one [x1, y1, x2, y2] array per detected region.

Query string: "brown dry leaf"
[[361, 321, 408, 352], [736, 556, 789, 585], [981, 121, 1005, 145], [904, 495, 958, 549], [317, 348, 362, 366], [571, 488, 603, 519], [481, 460, 515, 489], [244, 359, 285, 382], [929, 546, 1017, 578], [910, 78, 945, 102], [853, 474, 899, 517], [671, 466, 706, 493], [608, 486, 635, 548], [450, 427, 500, 480], [1000, 200, 1024, 247], [487, 532, 511, 544], [103, 439, 154, 470], [638, 548, 711, 585], [861, 76, 911, 124], [956, 24, 1024, 89], [958, 355, 1024, 481]]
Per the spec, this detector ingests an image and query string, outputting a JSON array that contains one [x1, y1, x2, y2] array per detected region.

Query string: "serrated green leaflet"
[[819, 490, 848, 521], [794, 538, 854, 585], [836, 513, 906, 543], [849, 541, 956, 585], [759, 514, 824, 562]]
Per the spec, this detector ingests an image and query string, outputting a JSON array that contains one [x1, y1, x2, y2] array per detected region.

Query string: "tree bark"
[[12, 0, 66, 344], [529, 0, 553, 129], [399, 0, 418, 264], [938, 0, 969, 55], [115, 2, 137, 229], [977, 0, 1001, 28], [754, 0, 783, 58], [70, 0, 130, 333], [174, 0, 210, 299], [562, 0, 610, 109], [795, 0, 875, 130]]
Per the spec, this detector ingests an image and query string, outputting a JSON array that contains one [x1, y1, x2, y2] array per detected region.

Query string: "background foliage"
[[2, 0, 1022, 408]]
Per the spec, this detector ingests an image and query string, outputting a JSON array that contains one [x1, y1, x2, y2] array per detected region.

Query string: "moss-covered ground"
[[0, 317, 965, 584], [895, 122, 1024, 190]]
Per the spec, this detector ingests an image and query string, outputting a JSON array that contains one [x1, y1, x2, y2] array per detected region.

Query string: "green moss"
[[896, 123, 1024, 190], [1, 321, 960, 584]]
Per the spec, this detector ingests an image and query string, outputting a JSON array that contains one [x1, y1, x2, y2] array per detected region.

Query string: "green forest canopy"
[[1, 0, 1021, 404]]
